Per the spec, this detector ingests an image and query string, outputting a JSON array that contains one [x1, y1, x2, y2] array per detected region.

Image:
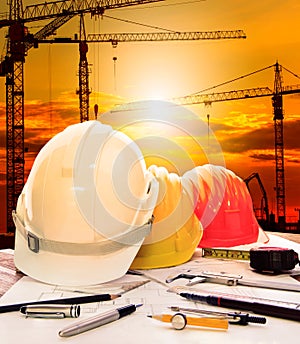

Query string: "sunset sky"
[[1, 0, 300, 232]]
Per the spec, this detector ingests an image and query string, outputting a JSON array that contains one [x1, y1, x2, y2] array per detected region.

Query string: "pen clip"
[[24, 311, 66, 319], [227, 312, 267, 325]]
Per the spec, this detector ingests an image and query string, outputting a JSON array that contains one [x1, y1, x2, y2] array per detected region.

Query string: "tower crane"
[[76, 14, 90, 123], [0, 0, 165, 232], [174, 62, 300, 229], [34, 28, 246, 122]]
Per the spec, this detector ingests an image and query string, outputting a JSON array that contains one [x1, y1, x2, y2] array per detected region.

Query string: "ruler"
[[202, 248, 250, 260]]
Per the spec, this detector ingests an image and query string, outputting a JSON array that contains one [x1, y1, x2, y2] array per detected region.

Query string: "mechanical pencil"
[[20, 304, 80, 318], [180, 292, 300, 322], [59, 304, 142, 337], [0, 293, 120, 314], [169, 306, 266, 325], [148, 312, 228, 330]]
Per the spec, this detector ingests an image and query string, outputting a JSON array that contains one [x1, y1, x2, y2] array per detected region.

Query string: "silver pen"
[[59, 304, 142, 337], [20, 304, 80, 318]]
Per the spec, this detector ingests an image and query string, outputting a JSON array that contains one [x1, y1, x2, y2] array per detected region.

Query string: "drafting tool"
[[179, 292, 300, 322], [166, 271, 300, 292], [173, 287, 300, 310], [169, 306, 266, 325], [148, 312, 228, 330], [202, 248, 250, 260]]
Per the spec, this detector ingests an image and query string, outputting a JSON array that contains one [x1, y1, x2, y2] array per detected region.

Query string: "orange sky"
[[1, 0, 300, 232]]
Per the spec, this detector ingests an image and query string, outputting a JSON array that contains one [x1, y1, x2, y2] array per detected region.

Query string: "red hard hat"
[[184, 165, 269, 248]]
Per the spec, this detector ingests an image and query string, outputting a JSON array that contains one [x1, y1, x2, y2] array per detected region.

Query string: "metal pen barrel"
[[59, 309, 120, 337]]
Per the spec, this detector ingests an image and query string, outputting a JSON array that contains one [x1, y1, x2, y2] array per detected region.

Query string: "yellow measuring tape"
[[202, 248, 250, 260]]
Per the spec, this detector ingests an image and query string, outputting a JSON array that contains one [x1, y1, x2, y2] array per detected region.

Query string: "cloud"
[[287, 156, 300, 164], [217, 118, 300, 154], [285, 120, 300, 149], [219, 127, 273, 153], [249, 153, 275, 161], [0, 90, 124, 150]]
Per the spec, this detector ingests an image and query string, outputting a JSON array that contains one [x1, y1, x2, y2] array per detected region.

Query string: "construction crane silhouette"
[[35, 28, 246, 122], [174, 62, 300, 230], [0, 0, 165, 232], [244, 172, 270, 228], [0, 0, 247, 233], [76, 14, 90, 123]]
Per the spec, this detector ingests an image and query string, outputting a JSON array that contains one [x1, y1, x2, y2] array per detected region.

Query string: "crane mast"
[[4, 0, 26, 233], [272, 62, 285, 227], [76, 14, 90, 123]]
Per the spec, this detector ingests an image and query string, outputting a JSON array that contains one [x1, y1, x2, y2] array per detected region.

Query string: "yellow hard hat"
[[130, 165, 202, 269]]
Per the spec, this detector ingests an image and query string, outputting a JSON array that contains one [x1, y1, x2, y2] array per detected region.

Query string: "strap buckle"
[[27, 231, 40, 253]]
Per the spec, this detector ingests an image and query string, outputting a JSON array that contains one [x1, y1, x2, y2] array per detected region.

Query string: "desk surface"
[[270, 231, 300, 244], [1, 234, 300, 344]]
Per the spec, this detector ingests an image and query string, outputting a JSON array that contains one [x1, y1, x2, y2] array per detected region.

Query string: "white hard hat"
[[13, 120, 158, 286]]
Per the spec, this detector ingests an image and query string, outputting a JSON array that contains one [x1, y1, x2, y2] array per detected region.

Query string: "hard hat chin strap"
[[12, 211, 154, 256]]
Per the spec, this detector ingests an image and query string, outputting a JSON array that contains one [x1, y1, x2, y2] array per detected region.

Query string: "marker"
[[0, 293, 120, 314], [59, 304, 142, 337], [180, 292, 300, 322], [148, 313, 228, 330]]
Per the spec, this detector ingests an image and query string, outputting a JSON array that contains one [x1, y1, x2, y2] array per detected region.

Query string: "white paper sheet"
[[1, 234, 300, 344]]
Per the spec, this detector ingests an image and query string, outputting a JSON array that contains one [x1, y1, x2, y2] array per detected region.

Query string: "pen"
[[58, 304, 142, 337], [0, 293, 120, 314], [180, 292, 300, 322], [148, 313, 228, 330], [20, 304, 80, 318]]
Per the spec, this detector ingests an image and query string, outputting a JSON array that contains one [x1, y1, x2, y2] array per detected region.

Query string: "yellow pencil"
[[148, 313, 228, 330]]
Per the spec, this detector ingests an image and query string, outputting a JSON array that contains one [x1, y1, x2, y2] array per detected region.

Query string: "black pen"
[[0, 293, 120, 314], [59, 304, 142, 337], [180, 292, 300, 322]]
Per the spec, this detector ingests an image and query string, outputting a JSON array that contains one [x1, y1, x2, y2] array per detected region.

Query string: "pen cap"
[[20, 304, 80, 318], [13, 120, 158, 286]]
